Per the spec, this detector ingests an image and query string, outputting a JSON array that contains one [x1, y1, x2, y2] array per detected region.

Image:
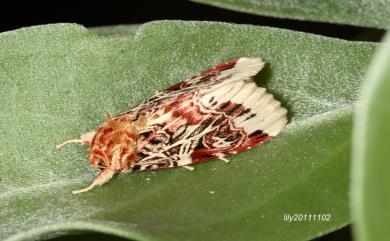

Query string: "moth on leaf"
[[57, 57, 288, 194]]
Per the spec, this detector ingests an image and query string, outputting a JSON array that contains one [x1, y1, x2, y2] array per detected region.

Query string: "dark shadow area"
[[48, 232, 132, 241], [45, 225, 352, 241], [313, 225, 352, 241], [0, 1, 384, 41], [254, 64, 294, 121]]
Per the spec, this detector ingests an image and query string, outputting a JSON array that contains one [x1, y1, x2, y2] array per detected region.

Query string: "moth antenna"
[[72, 169, 115, 195], [56, 131, 96, 149], [56, 139, 82, 149]]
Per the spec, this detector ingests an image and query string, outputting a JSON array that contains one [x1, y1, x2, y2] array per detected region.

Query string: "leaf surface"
[[89, 24, 141, 36]]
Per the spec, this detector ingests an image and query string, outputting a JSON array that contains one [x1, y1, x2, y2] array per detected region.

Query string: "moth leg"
[[56, 131, 96, 149], [182, 165, 195, 171], [219, 157, 230, 163], [72, 168, 115, 195]]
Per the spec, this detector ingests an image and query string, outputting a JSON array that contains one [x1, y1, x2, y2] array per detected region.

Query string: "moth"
[[57, 57, 288, 194]]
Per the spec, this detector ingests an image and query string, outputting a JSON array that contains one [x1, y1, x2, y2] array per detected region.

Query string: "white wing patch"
[[200, 80, 287, 137]]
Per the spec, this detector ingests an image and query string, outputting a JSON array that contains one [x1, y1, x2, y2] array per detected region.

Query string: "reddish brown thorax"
[[88, 115, 145, 173]]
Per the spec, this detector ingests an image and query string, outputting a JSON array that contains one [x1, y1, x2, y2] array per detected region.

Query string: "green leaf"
[[0, 21, 376, 241], [89, 24, 141, 36], [192, 0, 390, 29], [351, 32, 390, 241]]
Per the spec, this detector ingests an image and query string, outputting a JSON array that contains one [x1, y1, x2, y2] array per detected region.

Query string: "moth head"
[[88, 115, 143, 172]]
